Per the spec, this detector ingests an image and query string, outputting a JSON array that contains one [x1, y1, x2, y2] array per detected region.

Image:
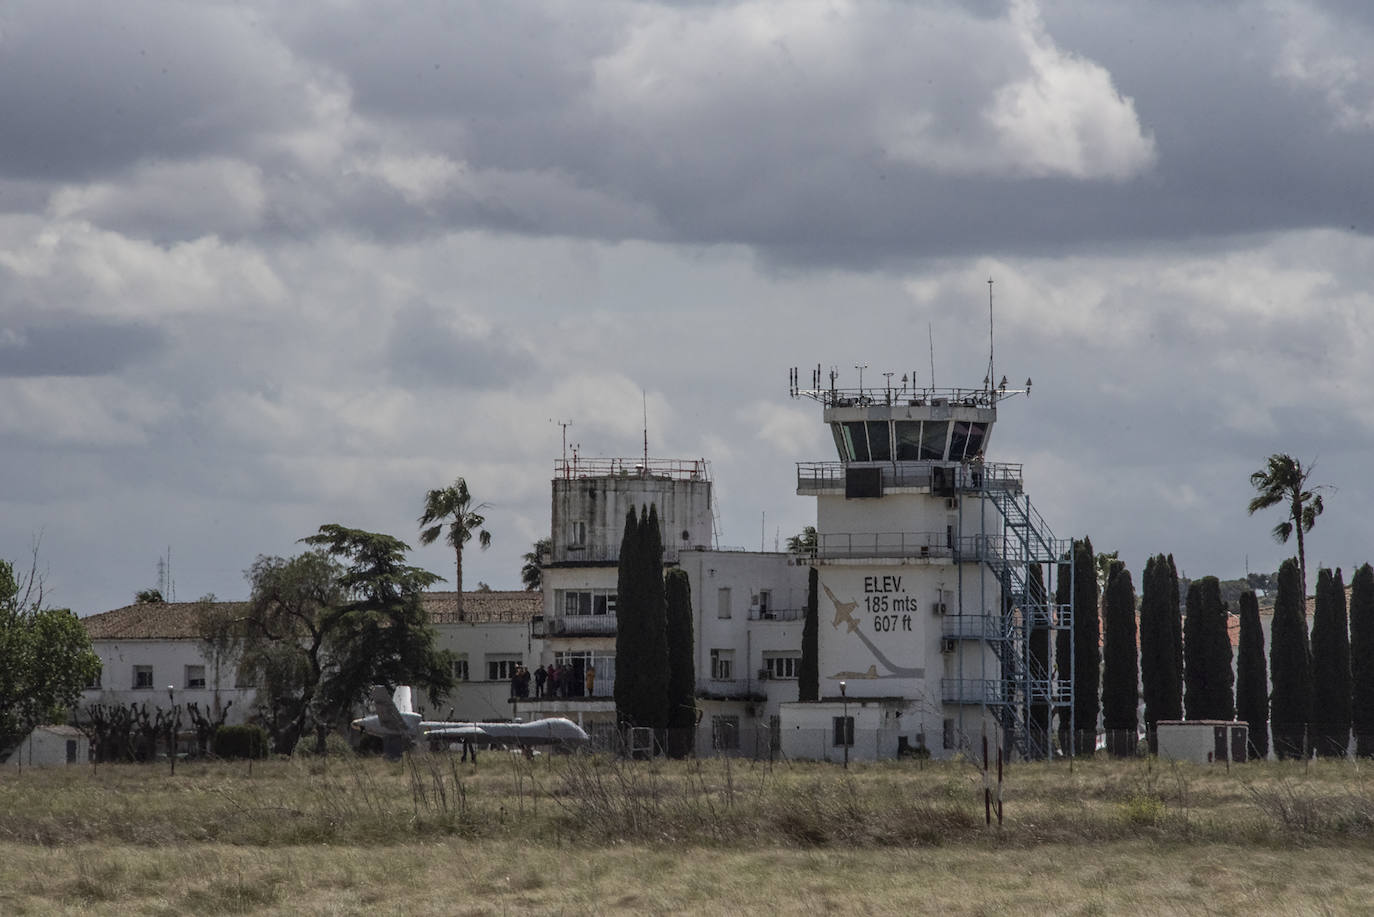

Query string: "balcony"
[[548, 543, 682, 566], [941, 678, 1008, 705], [941, 615, 1008, 641], [531, 615, 618, 638], [796, 461, 1023, 495]]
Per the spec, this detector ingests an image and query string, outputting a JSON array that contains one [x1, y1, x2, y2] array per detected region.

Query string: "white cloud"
[[1272, 0, 1374, 131]]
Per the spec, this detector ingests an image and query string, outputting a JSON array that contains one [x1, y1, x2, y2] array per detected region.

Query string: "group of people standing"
[[510, 663, 597, 699]]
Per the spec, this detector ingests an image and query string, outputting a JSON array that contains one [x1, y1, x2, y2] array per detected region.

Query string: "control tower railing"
[[796, 461, 1022, 495]]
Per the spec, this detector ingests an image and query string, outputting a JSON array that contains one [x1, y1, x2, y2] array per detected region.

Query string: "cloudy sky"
[[2, 0, 1372, 614]]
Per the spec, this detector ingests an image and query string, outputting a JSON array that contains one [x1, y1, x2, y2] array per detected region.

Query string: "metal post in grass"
[[167, 685, 176, 776], [840, 681, 849, 769]]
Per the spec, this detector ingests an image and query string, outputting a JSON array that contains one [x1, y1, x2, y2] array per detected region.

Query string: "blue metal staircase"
[[969, 482, 1073, 760]]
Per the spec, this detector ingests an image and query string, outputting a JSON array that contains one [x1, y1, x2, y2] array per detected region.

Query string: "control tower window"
[[950, 422, 988, 460], [895, 421, 922, 460], [920, 421, 948, 460], [841, 421, 870, 461], [866, 421, 891, 461]]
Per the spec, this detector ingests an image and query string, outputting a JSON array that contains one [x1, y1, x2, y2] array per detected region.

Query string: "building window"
[[452, 655, 469, 681], [717, 587, 731, 619], [133, 665, 154, 689], [757, 590, 771, 616], [712, 715, 740, 750], [832, 716, 854, 748], [710, 649, 734, 681], [185, 665, 206, 689], [86, 667, 102, 689], [943, 718, 956, 750], [764, 653, 800, 680], [560, 589, 616, 616], [486, 655, 522, 681], [568, 521, 585, 546]]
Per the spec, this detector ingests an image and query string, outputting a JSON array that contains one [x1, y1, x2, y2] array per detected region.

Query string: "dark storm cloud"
[[0, 1, 310, 182], [256, 0, 1373, 265], [0, 319, 164, 377], [386, 300, 533, 389]]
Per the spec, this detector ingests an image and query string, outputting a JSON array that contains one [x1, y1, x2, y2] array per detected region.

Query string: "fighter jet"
[[352, 685, 590, 754]]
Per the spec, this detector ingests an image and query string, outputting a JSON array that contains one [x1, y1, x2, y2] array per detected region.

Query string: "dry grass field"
[[4, 750, 1374, 915]]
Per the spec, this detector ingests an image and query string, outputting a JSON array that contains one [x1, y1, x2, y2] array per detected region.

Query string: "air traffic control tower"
[[789, 364, 1073, 759]]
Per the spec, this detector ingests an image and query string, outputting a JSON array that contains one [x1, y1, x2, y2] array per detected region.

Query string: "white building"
[[776, 367, 1071, 761], [6, 725, 90, 768], [80, 370, 1069, 762], [81, 600, 254, 723]]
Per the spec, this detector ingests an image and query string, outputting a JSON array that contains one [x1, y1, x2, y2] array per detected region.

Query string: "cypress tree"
[[1310, 567, 1351, 757], [1100, 562, 1138, 756], [1350, 563, 1374, 756], [1235, 590, 1269, 759], [1140, 554, 1182, 740], [1167, 555, 1184, 718], [1269, 557, 1312, 759], [614, 506, 642, 728], [798, 566, 819, 702], [1183, 576, 1233, 721], [664, 567, 696, 757], [1028, 563, 1051, 753], [639, 504, 671, 730], [1055, 537, 1099, 754]]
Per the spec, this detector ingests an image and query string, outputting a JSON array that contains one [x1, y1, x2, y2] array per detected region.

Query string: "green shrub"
[[213, 725, 270, 759]]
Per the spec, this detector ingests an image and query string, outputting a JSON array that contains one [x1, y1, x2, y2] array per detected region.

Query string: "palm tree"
[[418, 477, 491, 620], [1248, 453, 1325, 599], [521, 538, 549, 592]]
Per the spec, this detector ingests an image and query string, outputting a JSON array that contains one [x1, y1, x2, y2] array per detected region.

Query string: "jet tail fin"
[[371, 684, 414, 736]]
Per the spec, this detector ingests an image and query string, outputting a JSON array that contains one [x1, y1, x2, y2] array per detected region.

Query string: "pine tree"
[[1269, 557, 1312, 759], [1310, 567, 1351, 757], [1183, 576, 1233, 721], [798, 567, 819, 702], [1055, 537, 1099, 754], [664, 567, 696, 757], [1100, 562, 1138, 756], [1350, 564, 1374, 757], [1235, 589, 1269, 759]]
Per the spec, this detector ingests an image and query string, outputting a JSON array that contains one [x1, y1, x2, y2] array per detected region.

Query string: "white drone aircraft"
[[352, 685, 590, 753]]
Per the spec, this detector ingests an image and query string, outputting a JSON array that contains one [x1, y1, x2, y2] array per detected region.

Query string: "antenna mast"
[[551, 418, 573, 466], [642, 391, 649, 468], [986, 277, 995, 392]]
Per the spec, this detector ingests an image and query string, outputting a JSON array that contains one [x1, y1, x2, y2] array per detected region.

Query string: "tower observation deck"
[[790, 365, 1074, 760]]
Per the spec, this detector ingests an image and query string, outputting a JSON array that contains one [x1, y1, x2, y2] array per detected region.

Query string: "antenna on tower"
[[642, 390, 649, 468], [928, 322, 936, 390], [550, 418, 573, 465], [986, 277, 995, 393]]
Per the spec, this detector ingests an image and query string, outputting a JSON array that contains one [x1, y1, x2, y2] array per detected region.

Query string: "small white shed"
[[1156, 720, 1248, 765], [6, 725, 90, 768]]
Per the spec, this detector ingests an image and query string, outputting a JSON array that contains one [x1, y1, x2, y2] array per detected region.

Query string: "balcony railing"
[[813, 532, 1030, 563], [555, 457, 710, 482], [532, 615, 619, 638], [549, 544, 682, 565], [796, 461, 1023, 494], [941, 678, 1008, 705]]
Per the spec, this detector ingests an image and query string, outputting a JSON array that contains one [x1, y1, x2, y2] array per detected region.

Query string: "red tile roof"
[[83, 591, 539, 640]]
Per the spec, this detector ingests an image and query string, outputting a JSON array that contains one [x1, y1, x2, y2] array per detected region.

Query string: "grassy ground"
[[4, 752, 1374, 914]]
